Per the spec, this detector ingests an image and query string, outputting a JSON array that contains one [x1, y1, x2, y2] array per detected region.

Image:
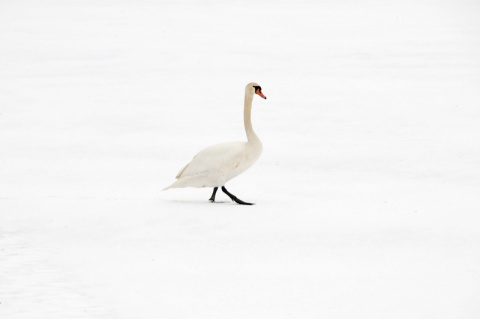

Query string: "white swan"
[[163, 82, 266, 205]]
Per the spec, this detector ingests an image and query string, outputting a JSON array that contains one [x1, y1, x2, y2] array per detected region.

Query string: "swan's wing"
[[175, 163, 191, 179], [176, 142, 245, 179]]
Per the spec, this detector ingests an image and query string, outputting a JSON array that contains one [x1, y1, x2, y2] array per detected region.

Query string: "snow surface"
[[1, 0, 480, 318]]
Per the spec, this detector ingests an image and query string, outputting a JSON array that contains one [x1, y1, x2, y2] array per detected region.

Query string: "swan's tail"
[[162, 184, 173, 191], [163, 178, 188, 191], [163, 173, 209, 190], [162, 181, 183, 191], [162, 162, 195, 190]]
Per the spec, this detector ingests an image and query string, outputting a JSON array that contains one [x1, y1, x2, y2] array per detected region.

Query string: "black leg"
[[209, 187, 218, 202], [221, 186, 254, 205]]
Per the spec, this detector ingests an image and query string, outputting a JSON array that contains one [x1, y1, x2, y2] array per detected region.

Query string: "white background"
[[1, 0, 479, 318]]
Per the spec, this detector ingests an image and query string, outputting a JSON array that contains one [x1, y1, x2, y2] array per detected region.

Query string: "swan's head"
[[246, 82, 267, 99]]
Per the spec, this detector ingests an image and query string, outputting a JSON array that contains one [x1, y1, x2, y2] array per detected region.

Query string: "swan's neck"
[[244, 93, 259, 144]]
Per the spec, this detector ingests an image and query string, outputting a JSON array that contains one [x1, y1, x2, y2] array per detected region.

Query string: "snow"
[[1, 0, 480, 318]]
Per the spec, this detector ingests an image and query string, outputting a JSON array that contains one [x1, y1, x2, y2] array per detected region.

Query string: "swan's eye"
[[253, 85, 261, 91]]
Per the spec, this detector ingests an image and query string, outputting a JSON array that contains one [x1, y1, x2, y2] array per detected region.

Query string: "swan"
[[163, 82, 267, 205]]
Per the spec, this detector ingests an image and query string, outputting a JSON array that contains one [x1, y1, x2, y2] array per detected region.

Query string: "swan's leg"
[[209, 187, 218, 202], [221, 186, 253, 205]]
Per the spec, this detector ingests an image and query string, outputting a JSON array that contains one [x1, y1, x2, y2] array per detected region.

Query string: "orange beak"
[[255, 89, 267, 99]]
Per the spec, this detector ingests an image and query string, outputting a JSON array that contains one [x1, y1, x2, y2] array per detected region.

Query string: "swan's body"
[[164, 82, 266, 205], [168, 140, 262, 188]]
